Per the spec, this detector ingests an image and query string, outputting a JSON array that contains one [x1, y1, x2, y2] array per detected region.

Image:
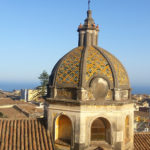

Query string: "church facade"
[[45, 9, 134, 150]]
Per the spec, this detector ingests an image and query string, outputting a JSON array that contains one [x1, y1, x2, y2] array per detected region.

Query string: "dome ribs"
[[50, 46, 129, 89], [47, 45, 130, 101], [86, 46, 113, 86], [79, 46, 88, 88], [50, 47, 83, 87], [94, 46, 117, 88], [101, 48, 129, 88]]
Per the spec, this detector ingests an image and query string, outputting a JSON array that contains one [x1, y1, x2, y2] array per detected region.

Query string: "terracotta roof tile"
[[134, 133, 150, 149], [1, 118, 150, 150], [16, 104, 43, 115], [0, 98, 32, 106], [0, 107, 27, 118], [0, 92, 7, 98], [0, 119, 53, 150]]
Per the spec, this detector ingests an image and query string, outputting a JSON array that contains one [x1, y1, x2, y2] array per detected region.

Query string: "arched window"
[[91, 117, 111, 144], [125, 116, 130, 143], [55, 115, 72, 146]]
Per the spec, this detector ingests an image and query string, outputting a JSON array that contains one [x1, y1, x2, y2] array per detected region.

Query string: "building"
[[21, 89, 40, 102], [0, 5, 150, 150], [21, 89, 28, 101], [0, 97, 43, 119], [45, 8, 134, 150]]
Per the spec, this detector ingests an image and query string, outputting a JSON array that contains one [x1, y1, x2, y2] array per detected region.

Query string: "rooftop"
[[0, 98, 28, 106], [134, 133, 150, 149], [0, 118, 53, 150], [0, 107, 27, 119], [0, 118, 150, 149], [0, 98, 43, 119]]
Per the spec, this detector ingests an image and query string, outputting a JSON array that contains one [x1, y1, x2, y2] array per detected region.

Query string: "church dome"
[[49, 46, 129, 89], [47, 10, 131, 101]]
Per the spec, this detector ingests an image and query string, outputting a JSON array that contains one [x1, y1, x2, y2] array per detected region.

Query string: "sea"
[[0, 82, 150, 95], [0, 82, 40, 91]]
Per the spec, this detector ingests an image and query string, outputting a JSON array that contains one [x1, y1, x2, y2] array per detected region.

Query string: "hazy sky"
[[0, 0, 150, 89]]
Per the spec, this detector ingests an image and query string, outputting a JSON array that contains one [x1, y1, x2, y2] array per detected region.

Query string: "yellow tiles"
[[102, 49, 129, 86], [55, 46, 128, 88], [56, 47, 83, 86], [86, 47, 113, 83]]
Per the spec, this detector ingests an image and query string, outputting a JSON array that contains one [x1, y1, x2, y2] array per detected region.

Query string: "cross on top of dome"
[[88, 0, 91, 10]]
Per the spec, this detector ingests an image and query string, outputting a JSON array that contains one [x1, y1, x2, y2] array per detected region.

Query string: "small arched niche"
[[90, 77, 109, 100], [91, 117, 111, 144], [55, 115, 72, 146], [125, 115, 130, 143]]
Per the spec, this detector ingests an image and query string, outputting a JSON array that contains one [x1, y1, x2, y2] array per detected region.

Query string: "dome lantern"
[[78, 10, 99, 47]]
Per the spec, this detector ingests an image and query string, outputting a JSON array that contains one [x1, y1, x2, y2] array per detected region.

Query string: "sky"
[[0, 0, 150, 92]]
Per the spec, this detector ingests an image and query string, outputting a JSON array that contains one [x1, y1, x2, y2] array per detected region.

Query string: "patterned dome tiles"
[[102, 49, 129, 86], [55, 46, 129, 88], [56, 47, 83, 86], [86, 47, 113, 84]]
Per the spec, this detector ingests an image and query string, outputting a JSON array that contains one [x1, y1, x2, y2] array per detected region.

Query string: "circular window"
[[90, 78, 108, 100]]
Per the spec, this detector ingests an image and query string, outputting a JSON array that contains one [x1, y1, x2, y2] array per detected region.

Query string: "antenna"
[[88, 0, 91, 10]]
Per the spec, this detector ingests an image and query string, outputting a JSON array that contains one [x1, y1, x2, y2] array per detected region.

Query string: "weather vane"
[[88, 0, 91, 10]]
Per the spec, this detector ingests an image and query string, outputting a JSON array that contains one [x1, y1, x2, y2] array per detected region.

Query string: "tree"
[[38, 70, 49, 96]]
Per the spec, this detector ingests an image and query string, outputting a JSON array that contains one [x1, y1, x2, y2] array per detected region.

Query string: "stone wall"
[[46, 102, 134, 150]]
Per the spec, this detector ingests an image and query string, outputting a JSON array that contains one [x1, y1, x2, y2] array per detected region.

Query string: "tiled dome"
[[49, 46, 130, 89], [47, 10, 131, 101]]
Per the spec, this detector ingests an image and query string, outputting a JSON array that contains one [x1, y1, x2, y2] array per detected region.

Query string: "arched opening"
[[125, 116, 130, 143], [91, 117, 111, 144], [55, 115, 72, 146]]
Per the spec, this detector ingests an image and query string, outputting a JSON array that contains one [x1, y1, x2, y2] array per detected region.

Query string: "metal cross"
[[88, 0, 91, 10]]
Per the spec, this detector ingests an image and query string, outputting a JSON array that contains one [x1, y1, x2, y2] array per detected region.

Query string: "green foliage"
[[38, 70, 49, 96], [38, 70, 49, 86]]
